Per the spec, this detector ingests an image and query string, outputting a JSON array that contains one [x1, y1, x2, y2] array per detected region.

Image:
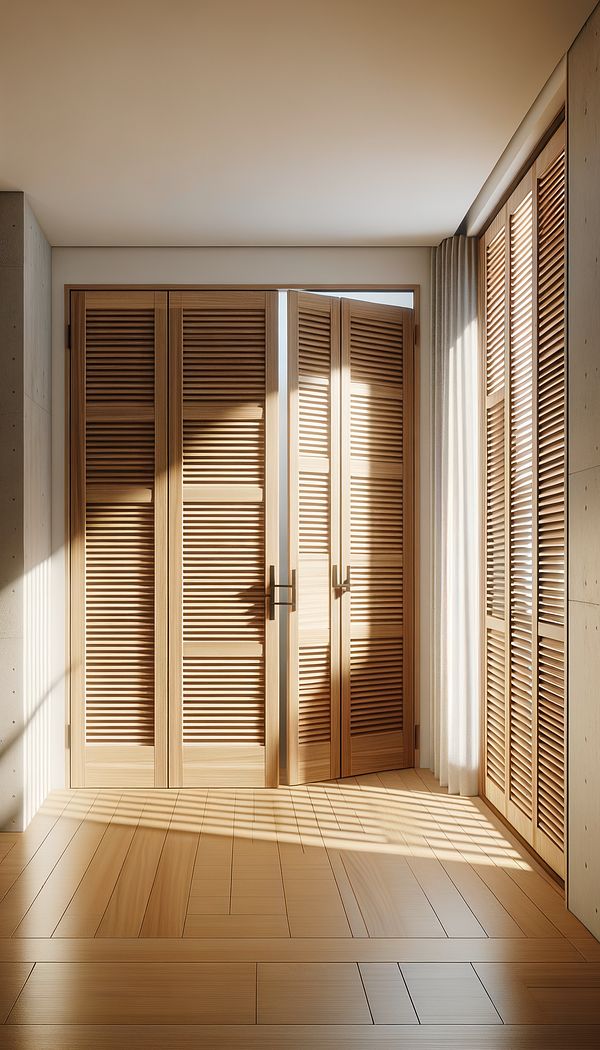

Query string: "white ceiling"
[[0, 0, 594, 246]]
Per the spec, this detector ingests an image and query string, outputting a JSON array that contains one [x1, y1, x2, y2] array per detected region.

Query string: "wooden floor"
[[0, 767, 599, 1048]]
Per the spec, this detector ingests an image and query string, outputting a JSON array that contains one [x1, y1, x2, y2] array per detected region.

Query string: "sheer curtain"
[[431, 236, 480, 796]]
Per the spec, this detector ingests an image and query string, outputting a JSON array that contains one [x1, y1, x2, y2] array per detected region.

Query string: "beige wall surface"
[[51, 247, 433, 783], [567, 3, 600, 939]]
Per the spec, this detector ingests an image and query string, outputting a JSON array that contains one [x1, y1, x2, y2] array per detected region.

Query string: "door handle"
[[268, 565, 297, 620], [333, 565, 351, 594]]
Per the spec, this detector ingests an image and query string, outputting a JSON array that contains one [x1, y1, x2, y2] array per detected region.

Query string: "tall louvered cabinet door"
[[169, 291, 279, 787], [481, 122, 566, 878], [287, 292, 340, 784], [340, 300, 414, 776], [482, 210, 508, 814], [533, 127, 566, 877], [506, 169, 536, 843], [70, 291, 168, 787]]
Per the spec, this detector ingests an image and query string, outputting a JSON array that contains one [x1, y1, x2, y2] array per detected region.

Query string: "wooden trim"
[[66, 284, 421, 293], [168, 299, 184, 786], [330, 298, 342, 780], [478, 232, 487, 799], [340, 300, 352, 777], [403, 307, 416, 769], [264, 290, 280, 788], [69, 291, 86, 787], [154, 291, 169, 787], [478, 110, 565, 239], [64, 288, 72, 786], [286, 291, 300, 786]]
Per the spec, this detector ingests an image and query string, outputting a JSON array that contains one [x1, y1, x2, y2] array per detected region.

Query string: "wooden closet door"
[[481, 124, 566, 878], [482, 210, 509, 816], [287, 292, 341, 784], [169, 291, 279, 787], [533, 127, 566, 876], [70, 290, 168, 787], [340, 300, 414, 776], [506, 168, 536, 846]]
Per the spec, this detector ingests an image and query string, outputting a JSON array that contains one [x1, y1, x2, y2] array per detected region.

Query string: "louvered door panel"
[[169, 291, 278, 786], [70, 291, 167, 787], [341, 300, 414, 775], [534, 130, 566, 875], [288, 292, 340, 783], [481, 124, 566, 877], [483, 215, 509, 812], [508, 182, 535, 836]]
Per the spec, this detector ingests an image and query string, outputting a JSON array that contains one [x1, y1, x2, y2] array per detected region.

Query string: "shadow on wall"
[[0, 675, 64, 832]]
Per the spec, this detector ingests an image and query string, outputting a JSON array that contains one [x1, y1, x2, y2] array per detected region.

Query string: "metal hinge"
[[66, 724, 71, 750], [66, 323, 71, 350], [413, 323, 419, 346], [414, 724, 420, 751]]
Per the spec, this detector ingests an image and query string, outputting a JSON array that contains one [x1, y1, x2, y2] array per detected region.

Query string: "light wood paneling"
[[1, 777, 597, 1039], [53, 792, 148, 938], [257, 962, 371, 1024], [401, 962, 501, 1024], [0, 963, 34, 1023], [359, 962, 418, 1023], [475, 962, 600, 1024], [8, 962, 256, 1024]]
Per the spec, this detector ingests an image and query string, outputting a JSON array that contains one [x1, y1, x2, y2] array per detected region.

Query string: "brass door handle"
[[268, 565, 297, 620]]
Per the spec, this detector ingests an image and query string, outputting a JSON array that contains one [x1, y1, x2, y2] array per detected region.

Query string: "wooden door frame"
[[64, 283, 421, 786]]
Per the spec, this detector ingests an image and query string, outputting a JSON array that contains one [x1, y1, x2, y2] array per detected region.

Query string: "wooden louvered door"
[[481, 123, 566, 876], [287, 292, 341, 784], [533, 127, 566, 875], [70, 291, 168, 786], [483, 209, 508, 815], [169, 291, 279, 787], [507, 168, 536, 845], [340, 299, 414, 776]]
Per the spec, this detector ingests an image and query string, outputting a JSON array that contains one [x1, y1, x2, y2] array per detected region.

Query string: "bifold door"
[[71, 290, 278, 787], [287, 292, 415, 783], [482, 124, 566, 877]]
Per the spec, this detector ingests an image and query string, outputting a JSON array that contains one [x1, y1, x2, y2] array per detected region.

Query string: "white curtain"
[[431, 236, 480, 796]]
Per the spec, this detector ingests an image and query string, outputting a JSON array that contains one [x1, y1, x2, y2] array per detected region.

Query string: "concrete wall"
[[568, 2, 600, 939], [0, 193, 53, 830], [51, 246, 433, 781]]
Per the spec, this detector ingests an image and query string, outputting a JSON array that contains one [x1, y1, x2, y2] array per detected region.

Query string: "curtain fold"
[[431, 236, 480, 796]]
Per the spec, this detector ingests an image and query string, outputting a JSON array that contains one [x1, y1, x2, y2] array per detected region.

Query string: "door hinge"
[[66, 323, 71, 350], [413, 323, 419, 346], [414, 724, 420, 751], [66, 724, 71, 750]]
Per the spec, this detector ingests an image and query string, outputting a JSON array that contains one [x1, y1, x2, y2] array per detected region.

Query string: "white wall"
[[567, 5, 600, 939], [0, 193, 53, 830], [51, 246, 432, 785]]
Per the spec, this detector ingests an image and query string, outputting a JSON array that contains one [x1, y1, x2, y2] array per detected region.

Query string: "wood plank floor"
[[0, 768, 599, 1047]]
